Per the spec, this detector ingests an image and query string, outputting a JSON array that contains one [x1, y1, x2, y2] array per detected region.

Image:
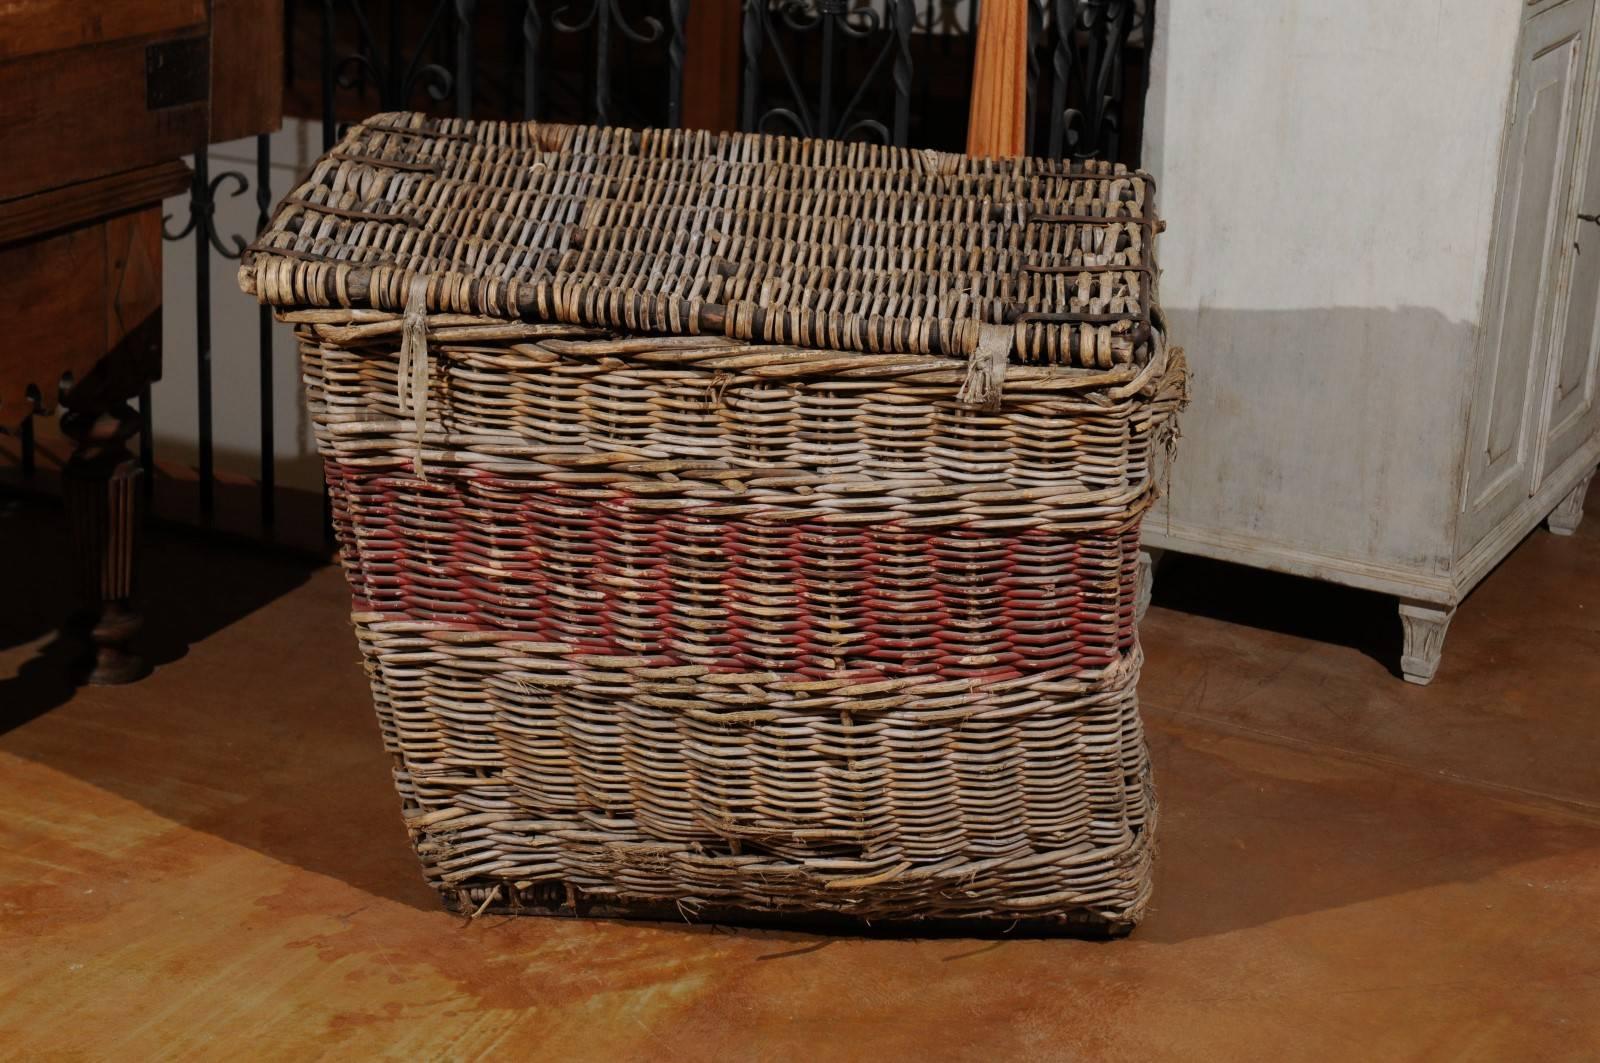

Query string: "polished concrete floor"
[[2, 490, 1597, 1060]]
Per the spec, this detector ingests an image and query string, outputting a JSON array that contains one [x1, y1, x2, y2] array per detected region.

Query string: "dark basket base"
[[439, 884, 1139, 941]]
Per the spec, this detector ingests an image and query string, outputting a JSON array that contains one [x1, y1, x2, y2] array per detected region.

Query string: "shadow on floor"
[[0, 493, 434, 911], [1147, 550, 1404, 676], [1133, 718, 1599, 945], [0, 493, 318, 733]]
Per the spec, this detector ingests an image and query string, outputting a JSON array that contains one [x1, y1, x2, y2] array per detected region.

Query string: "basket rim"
[[275, 303, 1182, 399]]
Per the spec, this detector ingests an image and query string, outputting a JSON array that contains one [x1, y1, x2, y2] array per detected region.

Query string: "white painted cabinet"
[[1462, 0, 1588, 550], [1143, 0, 1600, 684], [1539, 11, 1600, 484]]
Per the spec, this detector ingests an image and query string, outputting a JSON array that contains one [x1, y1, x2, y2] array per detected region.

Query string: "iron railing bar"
[[387, 0, 404, 103], [138, 385, 153, 500], [667, 0, 688, 127], [594, 0, 612, 125], [321, 0, 338, 150], [19, 414, 35, 480], [1048, 0, 1072, 157], [817, 6, 836, 137], [1028, 0, 1045, 155], [1096, 0, 1129, 162], [741, 0, 762, 131], [191, 152, 214, 523], [455, 0, 477, 117], [890, 0, 913, 145], [523, 0, 542, 119], [255, 133, 276, 530]]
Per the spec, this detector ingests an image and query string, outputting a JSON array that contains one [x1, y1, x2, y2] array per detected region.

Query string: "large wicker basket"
[[241, 113, 1186, 933]]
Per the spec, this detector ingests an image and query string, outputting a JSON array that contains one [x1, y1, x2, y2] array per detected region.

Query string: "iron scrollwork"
[[525, 0, 688, 126], [163, 162, 253, 261], [158, 131, 277, 522], [917, 0, 972, 35], [1032, 0, 1145, 161], [742, 0, 917, 146], [319, 0, 465, 135]]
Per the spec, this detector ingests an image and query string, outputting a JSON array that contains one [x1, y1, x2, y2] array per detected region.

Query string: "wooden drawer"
[[0, 0, 209, 200], [0, 198, 170, 428]]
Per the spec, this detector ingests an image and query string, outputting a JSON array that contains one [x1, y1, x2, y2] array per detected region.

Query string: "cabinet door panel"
[[1462, 1, 1588, 545], [1539, 21, 1600, 480]]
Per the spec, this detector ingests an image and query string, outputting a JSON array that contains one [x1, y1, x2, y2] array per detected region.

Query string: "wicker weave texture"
[[243, 113, 1158, 368], [291, 311, 1182, 928], [244, 115, 1185, 931]]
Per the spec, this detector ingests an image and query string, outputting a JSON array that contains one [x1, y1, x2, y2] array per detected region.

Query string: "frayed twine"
[[396, 275, 430, 479], [957, 323, 1012, 411], [704, 370, 732, 408]]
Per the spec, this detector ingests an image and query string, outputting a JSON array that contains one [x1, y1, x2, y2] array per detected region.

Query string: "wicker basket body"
[[243, 114, 1185, 931]]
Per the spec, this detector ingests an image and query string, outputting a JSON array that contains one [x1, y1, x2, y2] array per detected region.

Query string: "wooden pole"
[[682, 0, 741, 132], [965, 0, 1029, 158]]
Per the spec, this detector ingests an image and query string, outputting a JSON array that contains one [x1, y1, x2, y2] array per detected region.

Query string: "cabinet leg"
[[1398, 599, 1455, 686], [1547, 468, 1595, 536], [1136, 548, 1165, 623], [61, 402, 146, 685]]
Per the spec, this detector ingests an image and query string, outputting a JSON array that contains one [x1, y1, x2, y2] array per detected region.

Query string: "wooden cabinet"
[[1449, 0, 1600, 681], [1, 1, 205, 683], [1144, 0, 1600, 684], [0, 0, 209, 201], [1462, 1, 1588, 549], [1538, 12, 1600, 486]]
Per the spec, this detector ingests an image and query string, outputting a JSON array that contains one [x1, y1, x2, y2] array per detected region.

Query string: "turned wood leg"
[[1547, 468, 1595, 536], [1398, 599, 1455, 686], [60, 402, 146, 685], [1136, 547, 1165, 623]]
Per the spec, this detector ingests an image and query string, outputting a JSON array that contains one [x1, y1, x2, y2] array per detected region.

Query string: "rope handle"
[[397, 275, 431, 478]]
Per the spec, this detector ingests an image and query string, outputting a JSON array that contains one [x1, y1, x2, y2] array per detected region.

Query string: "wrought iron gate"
[[9, 1, 1153, 549]]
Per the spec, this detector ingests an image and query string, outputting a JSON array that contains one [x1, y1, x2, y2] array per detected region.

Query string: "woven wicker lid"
[[241, 112, 1161, 371]]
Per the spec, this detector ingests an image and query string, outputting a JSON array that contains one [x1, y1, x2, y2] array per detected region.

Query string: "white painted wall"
[[1142, 1, 1523, 573]]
